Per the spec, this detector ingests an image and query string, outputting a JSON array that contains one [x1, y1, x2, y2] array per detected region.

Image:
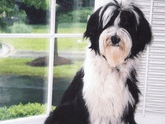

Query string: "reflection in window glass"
[[0, 38, 49, 120], [53, 38, 88, 105], [0, 0, 50, 33], [56, 0, 94, 34]]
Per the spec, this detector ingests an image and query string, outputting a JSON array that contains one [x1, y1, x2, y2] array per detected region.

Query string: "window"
[[1, 0, 165, 124], [0, 0, 94, 124]]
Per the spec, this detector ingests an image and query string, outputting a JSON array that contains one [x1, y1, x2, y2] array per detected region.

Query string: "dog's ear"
[[137, 15, 152, 45], [84, 4, 118, 39], [84, 9, 101, 39], [131, 6, 152, 56], [84, 8, 102, 53]]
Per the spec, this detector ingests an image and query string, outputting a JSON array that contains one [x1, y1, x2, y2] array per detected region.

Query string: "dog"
[[45, 0, 152, 124]]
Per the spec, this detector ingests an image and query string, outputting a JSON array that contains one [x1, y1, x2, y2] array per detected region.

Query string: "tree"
[[15, 0, 49, 24], [0, 0, 48, 30], [0, 0, 15, 31], [21, 0, 72, 66], [0, 0, 94, 66], [56, 0, 94, 12], [19, 0, 49, 10]]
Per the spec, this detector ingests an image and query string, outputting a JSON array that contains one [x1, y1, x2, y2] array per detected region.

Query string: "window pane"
[[53, 38, 87, 105], [0, 0, 50, 33], [56, 0, 94, 34], [0, 38, 49, 120]]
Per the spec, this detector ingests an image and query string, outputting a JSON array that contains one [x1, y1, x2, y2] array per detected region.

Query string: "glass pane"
[[56, 0, 94, 34], [53, 38, 87, 106], [0, 38, 49, 120], [0, 0, 50, 33]]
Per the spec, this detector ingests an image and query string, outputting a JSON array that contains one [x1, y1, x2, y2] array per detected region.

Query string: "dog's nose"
[[111, 35, 121, 45]]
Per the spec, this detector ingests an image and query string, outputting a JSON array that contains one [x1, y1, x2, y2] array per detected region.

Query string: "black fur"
[[45, 69, 89, 124], [122, 68, 141, 124]]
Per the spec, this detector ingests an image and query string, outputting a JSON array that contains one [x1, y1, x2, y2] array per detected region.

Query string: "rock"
[[27, 56, 72, 67]]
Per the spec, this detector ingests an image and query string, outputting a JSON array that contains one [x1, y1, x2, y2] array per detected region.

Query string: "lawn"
[[0, 37, 88, 52], [0, 38, 49, 51], [54, 61, 83, 78], [0, 58, 48, 77], [0, 58, 83, 78], [57, 38, 88, 52], [57, 23, 86, 34], [32, 25, 49, 33], [0, 23, 88, 52], [0, 23, 87, 77]]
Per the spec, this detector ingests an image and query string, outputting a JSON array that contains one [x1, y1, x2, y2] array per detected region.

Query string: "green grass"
[[57, 23, 86, 34], [0, 38, 49, 51], [0, 23, 88, 52], [0, 38, 88, 52], [0, 58, 48, 77], [54, 61, 83, 78], [0, 58, 82, 78], [0, 23, 86, 77], [32, 25, 49, 33], [57, 38, 88, 52]]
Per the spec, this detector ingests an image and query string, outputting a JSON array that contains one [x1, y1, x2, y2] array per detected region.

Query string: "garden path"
[[0, 42, 85, 61], [10, 50, 85, 61]]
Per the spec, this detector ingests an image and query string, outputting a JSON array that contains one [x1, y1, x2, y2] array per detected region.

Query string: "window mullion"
[[46, 0, 56, 114], [0, 34, 83, 38]]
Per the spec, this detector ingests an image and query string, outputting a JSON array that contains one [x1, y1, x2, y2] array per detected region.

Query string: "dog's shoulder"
[[60, 67, 84, 104], [45, 68, 89, 124]]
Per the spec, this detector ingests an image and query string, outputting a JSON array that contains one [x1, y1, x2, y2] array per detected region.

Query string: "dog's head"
[[84, 0, 152, 67]]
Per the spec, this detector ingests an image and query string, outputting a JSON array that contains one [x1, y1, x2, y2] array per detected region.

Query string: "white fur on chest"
[[83, 50, 137, 124]]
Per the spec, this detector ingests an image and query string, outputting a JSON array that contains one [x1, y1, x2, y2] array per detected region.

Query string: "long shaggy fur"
[[45, 0, 152, 124]]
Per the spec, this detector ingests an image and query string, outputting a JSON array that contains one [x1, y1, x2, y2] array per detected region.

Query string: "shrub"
[[0, 103, 55, 121], [71, 8, 93, 23], [10, 23, 32, 33], [0, 106, 9, 121]]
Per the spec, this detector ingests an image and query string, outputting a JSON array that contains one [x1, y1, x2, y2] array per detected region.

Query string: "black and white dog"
[[45, 0, 152, 124]]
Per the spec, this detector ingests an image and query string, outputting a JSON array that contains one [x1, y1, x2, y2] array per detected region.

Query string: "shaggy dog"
[[45, 0, 152, 124]]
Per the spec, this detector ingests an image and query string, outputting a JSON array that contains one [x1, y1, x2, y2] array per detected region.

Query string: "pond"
[[0, 75, 72, 107]]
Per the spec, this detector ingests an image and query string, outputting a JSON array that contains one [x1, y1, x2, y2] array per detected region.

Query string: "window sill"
[[0, 114, 47, 124], [1, 114, 165, 124]]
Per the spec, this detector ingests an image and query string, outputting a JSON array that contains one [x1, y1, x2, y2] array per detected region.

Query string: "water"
[[0, 75, 72, 107], [0, 43, 3, 56]]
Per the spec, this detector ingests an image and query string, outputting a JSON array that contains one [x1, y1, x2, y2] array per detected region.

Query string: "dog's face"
[[84, 1, 152, 67]]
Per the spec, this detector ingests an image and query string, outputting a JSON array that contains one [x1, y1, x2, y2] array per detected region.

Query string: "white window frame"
[[0, 0, 83, 124]]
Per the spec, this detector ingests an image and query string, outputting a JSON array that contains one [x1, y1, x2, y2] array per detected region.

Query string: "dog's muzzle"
[[99, 27, 132, 67]]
